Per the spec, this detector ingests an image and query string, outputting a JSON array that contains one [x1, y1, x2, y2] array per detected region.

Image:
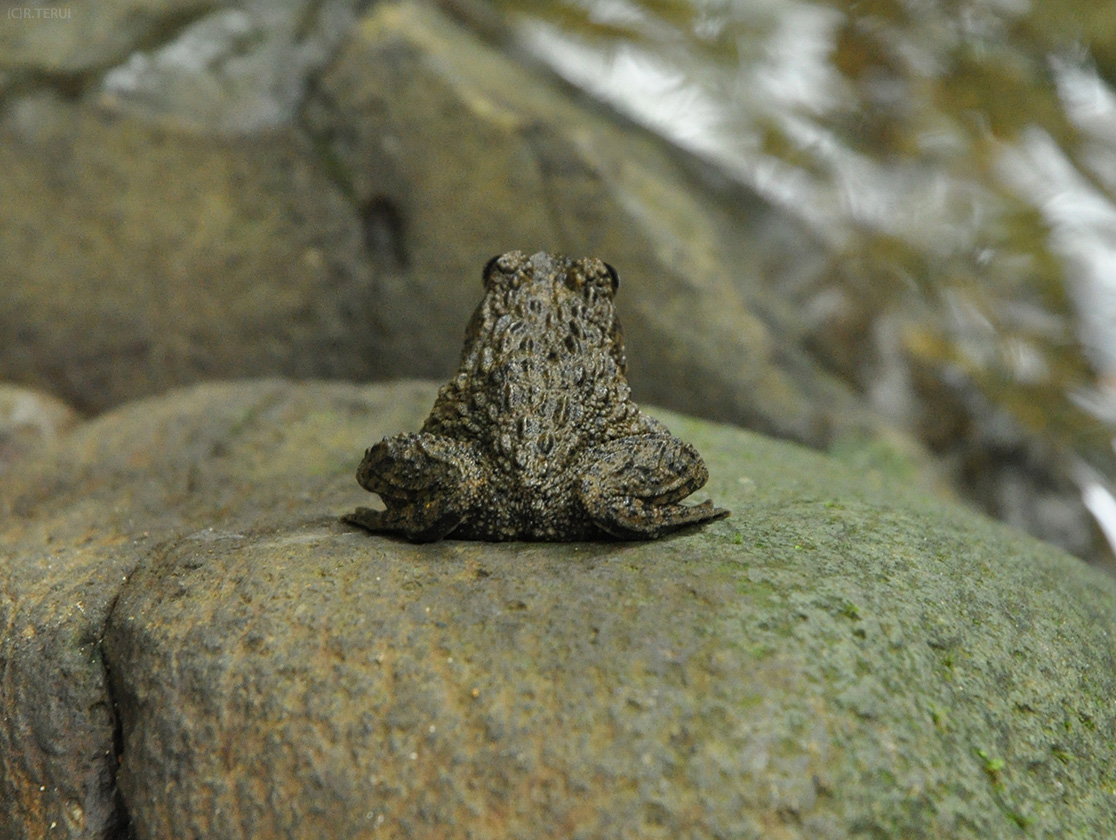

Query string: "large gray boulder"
[[2, 379, 1113, 838]]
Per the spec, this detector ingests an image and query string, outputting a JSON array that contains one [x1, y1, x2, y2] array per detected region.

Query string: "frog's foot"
[[345, 433, 484, 542], [342, 506, 384, 531], [576, 436, 730, 539], [341, 504, 467, 543]]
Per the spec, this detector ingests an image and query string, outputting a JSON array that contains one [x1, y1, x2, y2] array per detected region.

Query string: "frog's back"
[[420, 250, 651, 539]]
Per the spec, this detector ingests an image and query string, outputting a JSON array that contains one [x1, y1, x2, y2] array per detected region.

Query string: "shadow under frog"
[[343, 251, 729, 542]]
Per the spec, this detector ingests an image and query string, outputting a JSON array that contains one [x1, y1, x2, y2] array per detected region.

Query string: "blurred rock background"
[[3, 0, 1116, 569]]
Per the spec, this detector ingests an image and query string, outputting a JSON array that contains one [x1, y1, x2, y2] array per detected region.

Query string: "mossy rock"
[[1, 379, 1113, 839]]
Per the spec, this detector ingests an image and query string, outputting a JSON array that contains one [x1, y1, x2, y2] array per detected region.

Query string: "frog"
[[343, 250, 729, 542]]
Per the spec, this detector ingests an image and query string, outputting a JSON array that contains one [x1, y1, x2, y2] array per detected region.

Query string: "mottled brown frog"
[[343, 251, 729, 541]]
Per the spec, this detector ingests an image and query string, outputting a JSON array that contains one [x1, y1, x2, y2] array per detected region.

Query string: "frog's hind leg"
[[576, 436, 729, 540], [342, 433, 484, 542]]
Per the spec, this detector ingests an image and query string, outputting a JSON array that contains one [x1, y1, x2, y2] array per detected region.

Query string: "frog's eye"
[[483, 251, 527, 288], [482, 253, 503, 285], [577, 259, 619, 300], [603, 262, 620, 293], [584, 260, 619, 297]]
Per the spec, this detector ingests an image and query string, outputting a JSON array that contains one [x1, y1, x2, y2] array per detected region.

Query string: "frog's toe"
[[341, 506, 388, 531], [342, 503, 466, 542], [588, 496, 730, 540]]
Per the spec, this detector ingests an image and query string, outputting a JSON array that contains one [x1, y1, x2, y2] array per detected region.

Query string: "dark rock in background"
[[0, 106, 375, 414], [301, 1, 849, 447]]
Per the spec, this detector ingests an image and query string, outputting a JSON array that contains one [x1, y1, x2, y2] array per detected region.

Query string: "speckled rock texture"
[[2, 379, 1114, 839]]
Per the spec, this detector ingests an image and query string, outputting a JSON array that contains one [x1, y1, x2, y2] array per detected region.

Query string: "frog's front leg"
[[342, 433, 485, 542], [575, 436, 729, 539]]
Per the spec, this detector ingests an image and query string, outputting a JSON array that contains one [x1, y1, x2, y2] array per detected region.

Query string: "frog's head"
[[482, 250, 617, 300], [458, 250, 628, 376]]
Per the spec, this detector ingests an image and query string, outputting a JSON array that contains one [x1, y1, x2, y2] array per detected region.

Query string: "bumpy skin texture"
[[344, 251, 730, 542]]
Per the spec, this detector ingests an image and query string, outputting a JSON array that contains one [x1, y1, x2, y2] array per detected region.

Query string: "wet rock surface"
[[2, 379, 1115, 838]]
